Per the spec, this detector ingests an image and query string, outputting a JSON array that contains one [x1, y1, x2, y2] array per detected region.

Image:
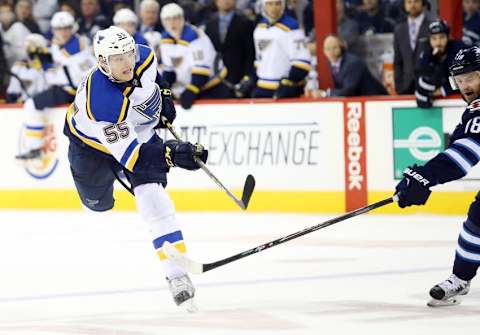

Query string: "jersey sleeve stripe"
[[117, 97, 130, 123], [443, 148, 472, 174], [86, 73, 96, 121], [120, 138, 140, 168], [191, 67, 211, 76], [135, 51, 154, 78], [454, 138, 480, 160], [66, 105, 110, 154], [291, 62, 311, 71]]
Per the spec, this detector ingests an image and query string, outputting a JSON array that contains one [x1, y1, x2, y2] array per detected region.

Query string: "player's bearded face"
[[429, 34, 448, 55], [164, 16, 183, 38], [265, 1, 283, 21], [454, 71, 480, 103], [53, 27, 73, 46], [108, 50, 136, 82]]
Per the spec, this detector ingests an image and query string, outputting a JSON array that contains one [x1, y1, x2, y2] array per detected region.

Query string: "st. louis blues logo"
[[257, 40, 272, 51], [133, 84, 162, 125]]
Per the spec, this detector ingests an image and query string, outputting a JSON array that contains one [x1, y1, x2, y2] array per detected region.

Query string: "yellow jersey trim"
[[125, 144, 141, 172], [85, 73, 96, 121]]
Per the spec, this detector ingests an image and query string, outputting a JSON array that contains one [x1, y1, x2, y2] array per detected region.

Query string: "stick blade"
[[241, 175, 256, 209], [162, 241, 204, 274]]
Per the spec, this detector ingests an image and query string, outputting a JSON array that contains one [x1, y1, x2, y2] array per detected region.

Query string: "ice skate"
[[167, 274, 198, 313], [427, 274, 470, 307]]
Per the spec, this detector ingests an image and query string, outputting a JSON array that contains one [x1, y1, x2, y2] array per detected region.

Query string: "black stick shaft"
[[203, 197, 394, 272]]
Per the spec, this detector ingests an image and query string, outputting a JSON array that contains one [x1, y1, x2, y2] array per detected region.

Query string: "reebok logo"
[[346, 104, 364, 190]]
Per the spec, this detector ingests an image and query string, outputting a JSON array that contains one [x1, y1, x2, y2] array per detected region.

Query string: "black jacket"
[[205, 12, 255, 84]]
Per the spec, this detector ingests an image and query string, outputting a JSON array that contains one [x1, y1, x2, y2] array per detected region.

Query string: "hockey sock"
[[134, 183, 187, 279], [23, 98, 45, 151], [453, 220, 480, 281]]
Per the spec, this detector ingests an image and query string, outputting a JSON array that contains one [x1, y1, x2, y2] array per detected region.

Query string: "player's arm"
[[180, 38, 211, 109], [275, 28, 311, 98], [395, 115, 480, 207]]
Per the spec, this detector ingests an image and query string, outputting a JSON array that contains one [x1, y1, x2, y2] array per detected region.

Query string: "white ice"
[[0, 210, 478, 335]]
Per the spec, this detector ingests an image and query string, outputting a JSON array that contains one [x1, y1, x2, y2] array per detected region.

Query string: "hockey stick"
[[162, 196, 397, 274], [162, 118, 256, 210]]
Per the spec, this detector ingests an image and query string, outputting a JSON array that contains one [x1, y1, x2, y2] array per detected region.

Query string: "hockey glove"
[[180, 89, 197, 110], [274, 79, 304, 98], [156, 88, 176, 129], [395, 164, 433, 208], [234, 75, 256, 98], [164, 140, 208, 171]]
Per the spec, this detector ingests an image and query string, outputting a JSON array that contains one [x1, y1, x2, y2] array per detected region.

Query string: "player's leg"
[[428, 192, 480, 307], [67, 140, 117, 211], [17, 86, 75, 160], [129, 166, 196, 311]]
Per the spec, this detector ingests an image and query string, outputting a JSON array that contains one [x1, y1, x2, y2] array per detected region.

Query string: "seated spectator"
[[58, 1, 80, 19], [0, 1, 31, 66], [462, 0, 480, 46], [139, 0, 163, 34], [337, 0, 360, 51], [394, 0, 431, 94], [318, 34, 387, 97], [0, 33, 6, 99], [15, 0, 41, 34], [205, 0, 255, 86], [355, 0, 394, 34], [112, 0, 133, 12], [236, 0, 311, 98], [415, 20, 466, 108], [113, 8, 149, 45], [159, 3, 233, 109], [77, 0, 110, 41]]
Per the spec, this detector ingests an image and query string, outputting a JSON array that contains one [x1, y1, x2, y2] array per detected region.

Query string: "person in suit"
[[317, 35, 387, 97], [393, 0, 431, 94], [205, 0, 255, 86]]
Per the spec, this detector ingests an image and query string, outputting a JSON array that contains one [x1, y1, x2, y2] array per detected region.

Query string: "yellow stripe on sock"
[[157, 241, 186, 260]]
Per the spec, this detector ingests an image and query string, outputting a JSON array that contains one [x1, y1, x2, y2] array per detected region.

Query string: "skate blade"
[[179, 298, 199, 313], [427, 296, 462, 307]]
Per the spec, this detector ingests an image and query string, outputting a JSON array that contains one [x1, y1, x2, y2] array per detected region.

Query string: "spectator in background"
[[318, 35, 387, 97], [58, 1, 80, 19], [337, 0, 359, 50], [0, 33, 6, 99], [0, 1, 31, 66], [355, 0, 394, 34], [236, 0, 311, 98], [112, 0, 133, 12], [394, 0, 431, 94], [113, 8, 149, 45], [160, 3, 232, 109], [415, 20, 465, 108], [462, 0, 480, 46], [32, 0, 57, 33], [139, 0, 163, 34], [78, 0, 110, 41], [205, 0, 255, 86], [15, 0, 41, 34], [303, 0, 313, 37]]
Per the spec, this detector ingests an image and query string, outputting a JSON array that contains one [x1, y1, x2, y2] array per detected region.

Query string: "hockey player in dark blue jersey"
[[462, 0, 480, 46], [396, 45, 480, 307]]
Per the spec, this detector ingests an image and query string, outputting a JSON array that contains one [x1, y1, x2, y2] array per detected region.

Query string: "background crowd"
[[0, 0, 478, 107]]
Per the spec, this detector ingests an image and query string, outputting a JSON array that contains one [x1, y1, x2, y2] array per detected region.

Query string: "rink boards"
[[0, 97, 477, 213]]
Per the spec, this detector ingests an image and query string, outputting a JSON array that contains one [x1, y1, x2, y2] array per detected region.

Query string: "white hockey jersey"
[[50, 34, 96, 92], [160, 24, 226, 97], [65, 44, 160, 172], [253, 14, 311, 91], [7, 61, 49, 101]]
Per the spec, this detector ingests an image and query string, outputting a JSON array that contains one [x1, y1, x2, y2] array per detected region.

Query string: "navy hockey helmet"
[[428, 19, 450, 35], [448, 46, 480, 89]]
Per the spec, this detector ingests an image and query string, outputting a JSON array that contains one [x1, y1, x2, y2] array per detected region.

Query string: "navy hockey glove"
[[164, 140, 208, 171], [395, 165, 433, 208], [156, 88, 176, 129], [180, 89, 196, 110], [274, 79, 304, 98], [234, 75, 256, 98]]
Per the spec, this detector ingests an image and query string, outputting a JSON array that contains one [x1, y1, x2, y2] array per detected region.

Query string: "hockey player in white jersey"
[[63, 26, 207, 311], [159, 3, 232, 110], [113, 8, 149, 46], [236, 0, 311, 98], [16, 11, 96, 160]]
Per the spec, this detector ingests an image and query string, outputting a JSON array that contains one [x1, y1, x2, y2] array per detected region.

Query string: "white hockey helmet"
[[113, 8, 139, 25], [93, 26, 136, 80], [160, 3, 185, 37], [51, 11, 75, 29], [260, 0, 285, 23]]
